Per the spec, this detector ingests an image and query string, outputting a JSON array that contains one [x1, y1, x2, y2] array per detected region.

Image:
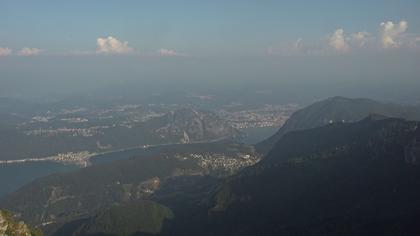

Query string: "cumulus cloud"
[[0, 47, 12, 56], [67, 38, 189, 57], [17, 47, 43, 56], [268, 20, 418, 56], [157, 48, 186, 57], [329, 29, 350, 53], [96, 36, 134, 54], [351, 31, 371, 48], [380, 20, 408, 48]]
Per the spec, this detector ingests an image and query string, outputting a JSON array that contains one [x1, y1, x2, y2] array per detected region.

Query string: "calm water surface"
[[0, 127, 279, 197], [0, 162, 79, 197]]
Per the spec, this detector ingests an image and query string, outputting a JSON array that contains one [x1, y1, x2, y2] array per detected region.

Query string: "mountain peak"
[[256, 97, 420, 154], [204, 118, 420, 236]]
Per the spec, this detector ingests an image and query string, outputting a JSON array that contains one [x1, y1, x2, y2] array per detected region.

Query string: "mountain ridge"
[[200, 117, 420, 235], [55, 117, 420, 236], [256, 96, 420, 154]]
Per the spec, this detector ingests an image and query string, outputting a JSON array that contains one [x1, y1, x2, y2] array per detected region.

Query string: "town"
[[0, 151, 96, 167], [175, 152, 261, 177]]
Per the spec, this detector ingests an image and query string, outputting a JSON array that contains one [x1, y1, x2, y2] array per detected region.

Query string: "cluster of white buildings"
[[52, 151, 94, 164], [60, 117, 89, 123], [0, 151, 95, 167], [218, 104, 299, 129], [24, 126, 108, 137], [176, 152, 260, 176]]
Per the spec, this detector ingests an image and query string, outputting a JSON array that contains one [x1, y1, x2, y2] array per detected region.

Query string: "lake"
[[0, 145, 175, 197], [0, 126, 279, 198], [240, 126, 279, 144], [0, 162, 79, 197]]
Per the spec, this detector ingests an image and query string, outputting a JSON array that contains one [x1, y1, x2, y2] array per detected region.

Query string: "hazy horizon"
[[1, 0, 420, 103], [2, 2, 420, 235]]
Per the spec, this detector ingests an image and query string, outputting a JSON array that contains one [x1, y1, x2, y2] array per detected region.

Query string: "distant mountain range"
[[0, 108, 240, 161], [257, 96, 420, 153], [2, 96, 420, 236]]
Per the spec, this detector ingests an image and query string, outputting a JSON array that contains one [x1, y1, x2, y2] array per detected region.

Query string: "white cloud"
[[67, 39, 188, 57], [351, 31, 371, 47], [268, 20, 419, 56], [0, 47, 12, 56], [157, 48, 186, 57], [96, 36, 134, 54], [380, 20, 408, 48], [17, 47, 43, 56], [329, 29, 350, 53]]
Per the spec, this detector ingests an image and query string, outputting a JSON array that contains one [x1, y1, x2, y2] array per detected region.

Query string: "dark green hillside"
[[3, 98, 420, 236], [52, 201, 173, 236], [53, 176, 219, 236], [0, 155, 199, 228], [257, 96, 420, 153], [0, 141, 257, 235], [199, 118, 420, 235], [7, 117, 420, 236]]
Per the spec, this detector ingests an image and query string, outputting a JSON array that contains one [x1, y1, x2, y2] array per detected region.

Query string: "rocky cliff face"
[[0, 210, 42, 236], [155, 108, 241, 142]]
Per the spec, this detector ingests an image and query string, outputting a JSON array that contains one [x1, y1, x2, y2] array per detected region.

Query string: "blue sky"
[[1, 0, 419, 55], [0, 1, 419, 101]]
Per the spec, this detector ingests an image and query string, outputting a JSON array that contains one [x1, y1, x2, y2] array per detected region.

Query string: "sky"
[[0, 0, 419, 102]]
